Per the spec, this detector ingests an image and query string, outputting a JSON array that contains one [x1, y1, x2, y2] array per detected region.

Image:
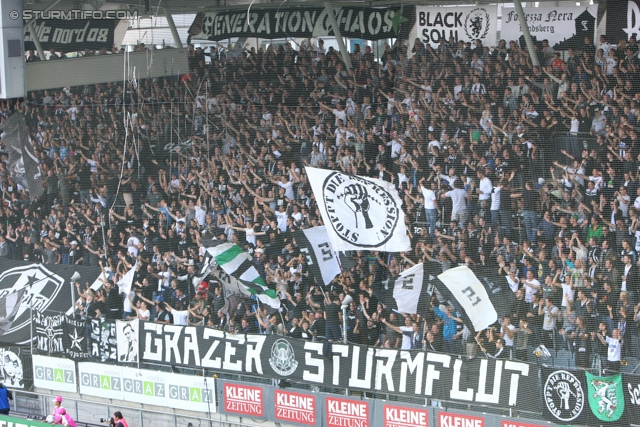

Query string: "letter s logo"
[[581, 20, 588, 31]]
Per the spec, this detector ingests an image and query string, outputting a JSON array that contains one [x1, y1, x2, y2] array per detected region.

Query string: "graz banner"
[[138, 322, 539, 410], [501, 6, 597, 50], [606, 0, 640, 44], [416, 5, 497, 47], [189, 6, 415, 42], [32, 354, 77, 393], [24, 19, 119, 52], [78, 362, 216, 412]]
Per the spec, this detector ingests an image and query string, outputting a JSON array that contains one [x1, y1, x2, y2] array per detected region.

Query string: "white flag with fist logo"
[[305, 167, 411, 252]]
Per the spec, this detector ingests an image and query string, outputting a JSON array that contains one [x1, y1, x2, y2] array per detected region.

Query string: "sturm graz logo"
[[323, 172, 399, 247], [0, 265, 64, 340], [544, 370, 584, 422], [464, 7, 490, 41], [269, 339, 298, 376]]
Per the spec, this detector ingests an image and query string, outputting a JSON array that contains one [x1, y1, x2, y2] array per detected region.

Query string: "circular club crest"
[[269, 339, 298, 376], [322, 172, 400, 247], [543, 370, 584, 422], [464, 7, 490, 42]]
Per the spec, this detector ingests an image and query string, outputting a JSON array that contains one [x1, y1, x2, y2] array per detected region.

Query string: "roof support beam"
[[513, 0, 539, 67], [164, 8, 184, 48], [323, 1, 352, 69]]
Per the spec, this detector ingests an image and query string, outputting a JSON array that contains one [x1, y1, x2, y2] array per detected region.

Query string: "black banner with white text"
[[24, 19, 118, 52], [189, 6, 415, 42], [136, 321, 538, 411]]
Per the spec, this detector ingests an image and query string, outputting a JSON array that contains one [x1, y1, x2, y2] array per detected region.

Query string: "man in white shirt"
[[539, 297, 559, 349], [165, 301, 189, 325], [520, 270, 541, 303], [477, 169, 492, 203], [382, 316, 415, 350], [598, 327, 622, 373], [442, 180, 469, 228], [419, 178, 438, 237], [500, 317, 516, 350]]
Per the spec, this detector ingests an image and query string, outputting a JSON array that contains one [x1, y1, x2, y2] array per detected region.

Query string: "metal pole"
[[164, 9, 184, 48], [27, 23, 46, 62], [323, 2, 352, 69], [341, 305, 347, 343], [513, 0, 540, 67]]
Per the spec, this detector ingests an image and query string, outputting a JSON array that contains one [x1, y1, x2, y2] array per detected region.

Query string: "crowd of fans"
[[4, 31, 640, 371]]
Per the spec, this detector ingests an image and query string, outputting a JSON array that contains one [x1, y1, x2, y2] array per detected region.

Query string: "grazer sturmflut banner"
[[305, 167, 411, 252], [24, 19, 119, 52], [135, 321, 539, 411], [606, 0, 640, 44], [189, 6, 415, 41]]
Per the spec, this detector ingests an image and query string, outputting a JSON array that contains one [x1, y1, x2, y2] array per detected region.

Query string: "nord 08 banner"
[[137, 322, 539, 411]]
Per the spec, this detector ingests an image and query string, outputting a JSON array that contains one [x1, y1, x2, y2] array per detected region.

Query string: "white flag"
[[435, 266, 498, 332], [392, 263, 425, 314], [117, 262, 137, 296], [305, 167, 411, 252]]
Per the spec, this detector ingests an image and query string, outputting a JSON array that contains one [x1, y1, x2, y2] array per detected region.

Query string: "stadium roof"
[[25, 0, 581, 15]]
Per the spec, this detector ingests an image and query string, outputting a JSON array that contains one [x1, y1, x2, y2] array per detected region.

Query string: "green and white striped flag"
[[206, 243, 280, 309]]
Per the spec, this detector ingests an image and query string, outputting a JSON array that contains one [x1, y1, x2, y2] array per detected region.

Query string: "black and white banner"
[[542, 368, 628, 425], [33, 312, 65, 354], [305, 167, 411, 252], [89, 319, 117, 362], [392, 263, 428, 314], [431, 266, 498, 332], [0, 347, 26, 388], [0, 261, 101, 345], [292, 227, 341, 288], [392, 264, 516, 320], [24, 19, 119, 52], [63, 316, 89, 360], [1, 113, 44, 199], [607, 0, 640, 44], [116, 319, 139, 363], [135, 322, 538, 410], [502, 6, 597, 50], [624, 374, 640, 426], [189, 6, 415, 42], [416, 5, 497, 47]]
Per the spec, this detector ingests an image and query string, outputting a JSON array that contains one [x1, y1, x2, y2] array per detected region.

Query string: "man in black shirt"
[[324, 295, 341, 342], [309, 310, 326, 340]]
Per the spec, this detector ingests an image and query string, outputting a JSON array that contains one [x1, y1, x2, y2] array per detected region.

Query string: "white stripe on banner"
[[437, 266, 497, 331], [393, 263, 424, 314], [305, 167, 411, 252]]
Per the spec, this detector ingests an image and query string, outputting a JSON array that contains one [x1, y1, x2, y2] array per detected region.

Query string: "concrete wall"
[[25, 48, 190, 91]]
